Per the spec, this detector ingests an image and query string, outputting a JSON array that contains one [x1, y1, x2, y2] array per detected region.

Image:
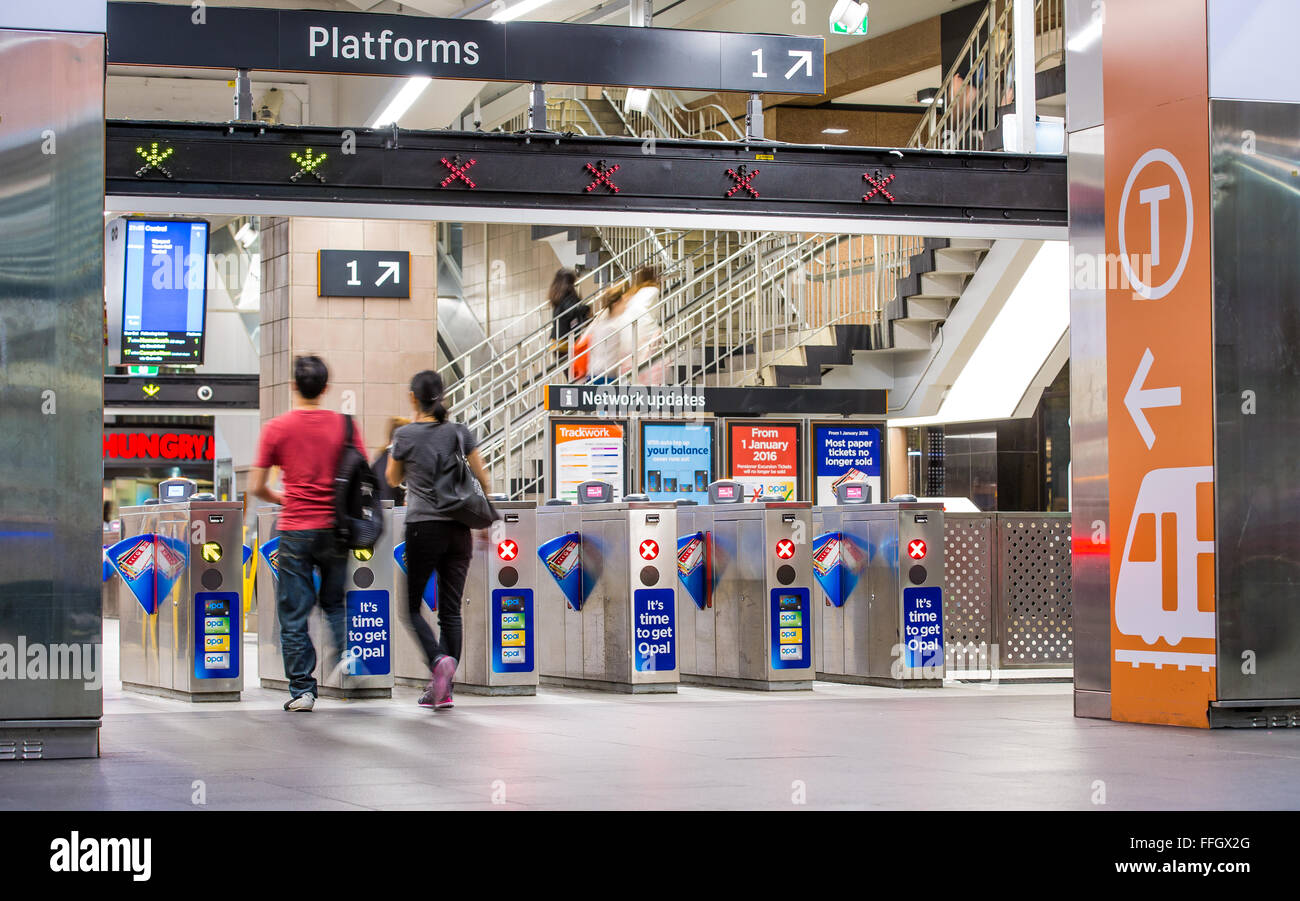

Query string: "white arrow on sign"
[[785, 50, 813, 80], [376, 260, 402, 286], [1125, 348, 1181, 449]]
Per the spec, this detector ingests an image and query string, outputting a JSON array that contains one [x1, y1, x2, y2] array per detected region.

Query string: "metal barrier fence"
[[944, 512, 1073, 670]]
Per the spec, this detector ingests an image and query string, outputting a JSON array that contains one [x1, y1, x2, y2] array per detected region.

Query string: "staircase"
[[764, 238, 994, 388]]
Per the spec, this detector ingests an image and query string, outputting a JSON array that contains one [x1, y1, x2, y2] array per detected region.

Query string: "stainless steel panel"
[[866, 518, 899, 681], [390, 507, 430, 685], [1068, 123, 1111, 697], [1211, 99, 1300, 701], [256, 504, 396, 697], [0, 29, 104, 737], [535, 502, 677, 690], [1065, 0, 1104, 132], [535, 506, 579, 678], [118, 501, 243, 700]]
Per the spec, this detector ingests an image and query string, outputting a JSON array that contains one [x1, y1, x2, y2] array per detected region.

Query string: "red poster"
[[728, 422, 799, 501]]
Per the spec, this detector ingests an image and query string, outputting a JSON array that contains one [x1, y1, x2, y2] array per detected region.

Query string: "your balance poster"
[[812, 423, 882, 505], [727, 421, 800, 501], [641, 421, 713, 503], [551, 419, 626, 503]]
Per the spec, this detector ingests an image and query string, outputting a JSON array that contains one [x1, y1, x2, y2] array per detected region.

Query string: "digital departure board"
[[120, 219, 209, 365]]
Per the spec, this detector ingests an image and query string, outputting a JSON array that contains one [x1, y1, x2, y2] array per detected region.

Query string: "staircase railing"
[[908, 0, 1064, 152], [469, 231, 927, 499]]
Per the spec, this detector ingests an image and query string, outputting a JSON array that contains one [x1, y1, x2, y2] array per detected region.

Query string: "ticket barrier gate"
[[256, 503, 397, 699], [812, 484, 945, 687], [674, 480, 815, 691], [390, 500, 540, 696], [535, 481, 680, 693], [113, 496, 244, 701]]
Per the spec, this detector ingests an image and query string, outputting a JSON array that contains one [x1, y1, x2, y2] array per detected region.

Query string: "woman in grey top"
[[387, 370, 491, 710]]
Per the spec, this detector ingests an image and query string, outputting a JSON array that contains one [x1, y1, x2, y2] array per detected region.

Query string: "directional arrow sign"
[[318, 250, 411, 298], [1125, 348, 1181, 449], [785, 50, 813, 80]]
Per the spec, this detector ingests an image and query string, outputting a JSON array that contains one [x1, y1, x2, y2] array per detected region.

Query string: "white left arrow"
[[1125, 347, 1181, 449], [785, 50, 813, 80], [376, 261, 401, 286]]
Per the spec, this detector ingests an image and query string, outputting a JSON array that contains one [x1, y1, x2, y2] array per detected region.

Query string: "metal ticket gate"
[[812, 485, 945, 687], [535, 481, 679, 693], [390, 501, 540, 696], [114, 497, 244, 701], [256, 503, 397, 699], [675, 480, 815, 691]]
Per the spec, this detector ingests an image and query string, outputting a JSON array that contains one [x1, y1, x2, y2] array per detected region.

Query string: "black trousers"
[[404, 519, 473, 669]]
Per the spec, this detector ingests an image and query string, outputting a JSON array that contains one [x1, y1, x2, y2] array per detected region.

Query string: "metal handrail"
[[908, 0, 1063, 152]]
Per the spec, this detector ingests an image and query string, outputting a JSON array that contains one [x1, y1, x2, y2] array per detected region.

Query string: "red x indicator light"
[[776, 539, 795, 559], [907, 539, 927, 560], [639, 540, 659, 560], [863, 170, 897, 203], [584, 160, 621, 193], [497, 540, 518, 561], [726, 165, 761, 199], [440, 155, 478, 188]]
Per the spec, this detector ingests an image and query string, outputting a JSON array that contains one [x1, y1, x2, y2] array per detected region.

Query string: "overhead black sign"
[[546, 385, 887, 417], [318, 250, 411, 298], [105, 122, 1069, 232], [106, 2, 826, 95], [104, 374, 259, 409]]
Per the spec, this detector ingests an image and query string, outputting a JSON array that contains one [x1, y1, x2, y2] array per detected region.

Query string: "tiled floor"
[[2, 621, 1299, 810]]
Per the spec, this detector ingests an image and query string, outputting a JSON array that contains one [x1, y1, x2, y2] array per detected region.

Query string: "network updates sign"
[[106, 3, 826, 95]]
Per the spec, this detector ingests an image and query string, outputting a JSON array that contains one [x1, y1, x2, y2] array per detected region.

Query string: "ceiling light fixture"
[[822, 127, 849, 134], [490, 0, 558, 23], [370, 77, 432, 128], [917, 88, 938, 105]]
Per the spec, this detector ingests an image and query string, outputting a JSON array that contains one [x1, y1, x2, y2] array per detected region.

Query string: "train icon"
[[1115, 466, 1215, 646]]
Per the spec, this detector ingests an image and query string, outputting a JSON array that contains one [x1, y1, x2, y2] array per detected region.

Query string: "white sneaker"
[[284, 692, 316, 712]]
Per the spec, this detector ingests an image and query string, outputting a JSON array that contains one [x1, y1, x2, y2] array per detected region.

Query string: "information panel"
[[120, 219, 209, 365], [811, 422, 884, 506], [727, 420, 801, 501], [640, 420, 714, 504], [550, 418, 627, 503]]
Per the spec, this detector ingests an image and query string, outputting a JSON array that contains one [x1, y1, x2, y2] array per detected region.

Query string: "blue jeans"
[[276, 529, 347, 699]]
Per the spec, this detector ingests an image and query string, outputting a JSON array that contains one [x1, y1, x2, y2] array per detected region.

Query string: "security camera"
[[196, 385, 214, 402]]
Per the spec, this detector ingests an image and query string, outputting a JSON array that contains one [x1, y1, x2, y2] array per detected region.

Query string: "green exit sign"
[[128, 365, 158, 376], [831, 16, 868, 35]]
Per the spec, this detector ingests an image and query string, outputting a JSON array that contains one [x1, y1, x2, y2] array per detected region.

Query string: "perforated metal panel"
[[998, 516, 1073, 667], [943, 514, 995, 671]]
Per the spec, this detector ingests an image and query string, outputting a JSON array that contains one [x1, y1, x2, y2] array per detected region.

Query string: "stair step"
[[931, 248, 983, 275], [891, 319, 933, 351], [899, 297, 953, 323], [906, 271, 966, 299], [945, 238, 993, 251]]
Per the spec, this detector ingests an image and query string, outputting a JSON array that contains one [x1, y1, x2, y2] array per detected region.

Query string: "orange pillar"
[[1104, 0, 1216, 726]]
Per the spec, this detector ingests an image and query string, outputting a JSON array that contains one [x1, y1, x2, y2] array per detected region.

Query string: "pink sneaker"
[[430, 655, 457, 708], [435, 692, 454, 709]]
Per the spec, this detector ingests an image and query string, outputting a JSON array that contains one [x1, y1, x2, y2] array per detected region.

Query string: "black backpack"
[[334, 414, 384, 550]]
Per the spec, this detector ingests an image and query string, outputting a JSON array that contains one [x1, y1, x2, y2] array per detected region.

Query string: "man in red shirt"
[[249, 355, 368, 712]]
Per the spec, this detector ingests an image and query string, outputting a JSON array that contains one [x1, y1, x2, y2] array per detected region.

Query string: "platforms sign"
[[318, 250, 410, 298]]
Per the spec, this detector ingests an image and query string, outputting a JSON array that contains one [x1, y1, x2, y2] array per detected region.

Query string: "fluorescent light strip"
[[370, 77, 432, 128], [490, 0, 557, 23]]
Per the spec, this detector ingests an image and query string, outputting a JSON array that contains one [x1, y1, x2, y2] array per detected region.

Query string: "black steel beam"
[[106, 121, 1067, 229]]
